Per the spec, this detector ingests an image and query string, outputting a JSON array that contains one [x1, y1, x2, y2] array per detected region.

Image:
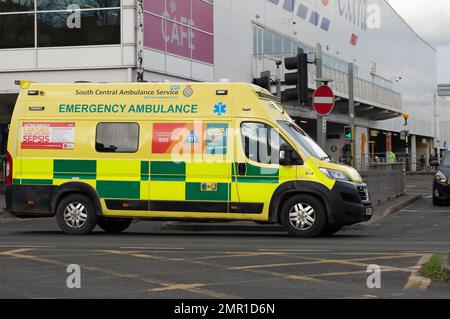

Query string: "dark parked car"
[[433, 152, 450, 205]]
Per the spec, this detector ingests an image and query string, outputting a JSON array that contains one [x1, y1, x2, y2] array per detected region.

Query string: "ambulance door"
[[149, 120, 232, 217], [233, 120, 297, 219]]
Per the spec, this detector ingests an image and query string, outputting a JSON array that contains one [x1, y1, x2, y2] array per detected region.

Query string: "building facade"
[[0, 0, 439, 169], [437, 84, 450, 157]]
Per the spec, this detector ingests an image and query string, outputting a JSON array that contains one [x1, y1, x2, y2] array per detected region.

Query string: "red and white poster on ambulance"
[[21, 122, 75, 150]]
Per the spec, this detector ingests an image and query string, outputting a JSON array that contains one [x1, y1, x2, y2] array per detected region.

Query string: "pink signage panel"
[[192, 30, 214, 64], [165, 0, 190, 25], [144, 0, 214, 65], [144, 13, 165, 52], [165, 21, 191, 59], [145, 0, 165, 16], [192, 0, 213, 33]]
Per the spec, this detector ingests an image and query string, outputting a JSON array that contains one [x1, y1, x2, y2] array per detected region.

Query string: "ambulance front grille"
[[357, 185, 370, 203]]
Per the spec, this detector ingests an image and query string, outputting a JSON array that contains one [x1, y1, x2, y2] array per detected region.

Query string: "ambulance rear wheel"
[[56, 194, 97, 235], [281, 194, 327, 238], [98, 219, 132, 233]]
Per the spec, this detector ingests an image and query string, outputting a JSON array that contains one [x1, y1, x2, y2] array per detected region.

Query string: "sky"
[[388, 0, 450, 83]]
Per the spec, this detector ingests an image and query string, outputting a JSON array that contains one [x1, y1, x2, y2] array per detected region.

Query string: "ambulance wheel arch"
[[268, 181, 335, 226], [50, 182, 103, 217]]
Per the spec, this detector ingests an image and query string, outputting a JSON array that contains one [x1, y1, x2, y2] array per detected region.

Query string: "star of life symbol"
[[214, 102, 227, 116]]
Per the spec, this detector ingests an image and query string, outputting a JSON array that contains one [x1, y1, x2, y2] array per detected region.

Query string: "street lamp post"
[[348, 63, 356, 168]]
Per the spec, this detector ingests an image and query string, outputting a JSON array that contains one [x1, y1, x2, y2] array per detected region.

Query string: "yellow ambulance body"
[[5, 81, 372, 237]]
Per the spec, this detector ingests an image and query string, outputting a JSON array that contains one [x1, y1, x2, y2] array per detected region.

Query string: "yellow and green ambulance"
[[5, 80, 372, 237]]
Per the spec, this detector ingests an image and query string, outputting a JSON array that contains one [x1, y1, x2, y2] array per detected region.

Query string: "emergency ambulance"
[[5, 81, 372, 237]]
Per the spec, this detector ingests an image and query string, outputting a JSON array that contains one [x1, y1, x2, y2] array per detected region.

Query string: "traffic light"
[[253, 71, 271, 92], [344, 126, 352, 140], [281, 48, 308, 104], [343, 144, 351, 156]]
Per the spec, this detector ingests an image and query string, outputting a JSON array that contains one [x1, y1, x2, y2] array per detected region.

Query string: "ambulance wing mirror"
[[279, 143, 303, 166]]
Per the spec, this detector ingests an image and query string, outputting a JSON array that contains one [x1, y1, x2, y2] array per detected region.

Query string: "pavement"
[[1, 175, 449, 299]]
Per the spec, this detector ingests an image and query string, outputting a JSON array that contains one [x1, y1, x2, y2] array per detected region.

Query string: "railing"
[[252, 54, 402, 110], [359, 163, 406, 204]]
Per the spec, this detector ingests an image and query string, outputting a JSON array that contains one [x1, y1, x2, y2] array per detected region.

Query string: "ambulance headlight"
[[320, 168, 351, 182]]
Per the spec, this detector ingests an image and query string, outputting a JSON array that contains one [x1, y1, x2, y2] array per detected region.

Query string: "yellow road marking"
[[307, 268, 404, 278], [243, 268, 324, 283], [0, 248, 34, 256], [404, 254, 432, 290], [0, 248, 238, 298], [195, 252, 284, 260], [99, 250, 167, 260], [99, 250, 240, 298], [230, 253, 422, 271]]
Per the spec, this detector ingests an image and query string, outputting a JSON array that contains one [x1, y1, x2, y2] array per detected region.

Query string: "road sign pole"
[[315, 43, 326, 149], [348, 62, 356, 168]]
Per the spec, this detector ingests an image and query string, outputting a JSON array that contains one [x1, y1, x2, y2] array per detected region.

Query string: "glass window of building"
[[282, 0, 295, 12], [283, 37, 292, 55], [0, 0, 34, 12], [252, 26, 264, 56], [0, 1, 35, 48], [274, 34, 282, 55], [0, 13, 34, 49], [253, 26, 258, 55], [263, 30, 274, 55], [37, 0, 120, 10], [257, 28, 263, 55], [37, 9, 121, 47], [0, 0, 121, 49], [253, 25, 263, 56]]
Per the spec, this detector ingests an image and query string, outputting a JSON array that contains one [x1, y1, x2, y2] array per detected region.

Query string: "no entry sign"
[[313, 85, 335, 116]]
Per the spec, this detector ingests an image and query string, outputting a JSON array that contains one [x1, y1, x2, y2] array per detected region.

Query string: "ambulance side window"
[[241, 122, 288, 164], [96, 123, 139, 153]]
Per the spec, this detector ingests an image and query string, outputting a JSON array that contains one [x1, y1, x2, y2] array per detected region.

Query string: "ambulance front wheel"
[[56, 194, 97, 235], [97, 218, 132, 233], [281, 194, 327, 238]]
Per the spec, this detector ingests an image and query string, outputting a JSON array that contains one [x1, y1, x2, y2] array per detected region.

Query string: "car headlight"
[[436, 171, 448, 184], [320, 168, 351, 182]]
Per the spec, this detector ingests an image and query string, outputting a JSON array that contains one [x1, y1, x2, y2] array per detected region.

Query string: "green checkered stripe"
[[231, 163, 279, 183], [14, 160, 280, 201]]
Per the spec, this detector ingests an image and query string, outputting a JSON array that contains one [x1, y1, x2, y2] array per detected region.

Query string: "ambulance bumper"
[[328, 181, 373, 226], [5, 185, 56, 218]]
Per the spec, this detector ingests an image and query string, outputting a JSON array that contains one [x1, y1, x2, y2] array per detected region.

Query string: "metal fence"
[[359, 163, 406, 204]]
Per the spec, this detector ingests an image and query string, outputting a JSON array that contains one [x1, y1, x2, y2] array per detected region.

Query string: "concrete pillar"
[[410, 135, 417, 171]]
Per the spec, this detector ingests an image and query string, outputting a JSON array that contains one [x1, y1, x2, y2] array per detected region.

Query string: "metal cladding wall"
[[438, 85, 450, 149], [213, 0, 437, 137]]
